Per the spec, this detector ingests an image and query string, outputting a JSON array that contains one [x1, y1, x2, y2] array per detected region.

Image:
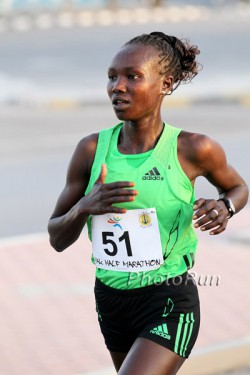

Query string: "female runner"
[[48, 32, 248, 375]]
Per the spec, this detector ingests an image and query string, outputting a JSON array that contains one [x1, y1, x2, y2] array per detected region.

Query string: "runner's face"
[[107, 44, 164, 121]]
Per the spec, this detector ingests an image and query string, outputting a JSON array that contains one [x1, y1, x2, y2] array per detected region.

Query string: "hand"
[[193, 198, 229, 235], [79, 164, 137, 215]]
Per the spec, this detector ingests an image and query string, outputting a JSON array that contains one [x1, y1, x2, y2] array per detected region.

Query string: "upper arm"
[[191, 134, 246, 192], [49, 133, 99, 219]]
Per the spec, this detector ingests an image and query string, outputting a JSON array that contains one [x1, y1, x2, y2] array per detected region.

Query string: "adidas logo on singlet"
[[150, 323, 171, 340], [142, 167, 164, 180]]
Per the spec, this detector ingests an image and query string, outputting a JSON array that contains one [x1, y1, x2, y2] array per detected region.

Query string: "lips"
[[112, 97, 129, 110]]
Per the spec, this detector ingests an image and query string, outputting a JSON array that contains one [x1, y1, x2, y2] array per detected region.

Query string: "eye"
[[128, 74, 139, 80], [108, 74, 116, 81]]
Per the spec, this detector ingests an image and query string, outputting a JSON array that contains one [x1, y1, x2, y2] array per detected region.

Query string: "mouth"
[[112, 97, 129, 110]]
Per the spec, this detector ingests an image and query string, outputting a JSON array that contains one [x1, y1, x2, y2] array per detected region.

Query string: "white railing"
[[2, 0, 95, 13], [0, 0, 241, 14]]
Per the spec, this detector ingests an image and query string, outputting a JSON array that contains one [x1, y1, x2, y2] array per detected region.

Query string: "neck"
[[118, 116, 164, 154]]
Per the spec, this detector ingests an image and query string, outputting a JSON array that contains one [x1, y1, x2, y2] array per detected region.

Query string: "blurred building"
[[0, 0, 241, 14]]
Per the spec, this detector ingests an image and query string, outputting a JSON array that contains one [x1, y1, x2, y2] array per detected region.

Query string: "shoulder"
[[74, 124, 118, 165], [179, 131, 227, 176], [74, 132, 99, 161], [67, 132, 99, 180], [75, 132, 99, 155]]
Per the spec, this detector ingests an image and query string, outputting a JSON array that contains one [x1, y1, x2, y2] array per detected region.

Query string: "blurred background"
[[0, 0, 250, 374]]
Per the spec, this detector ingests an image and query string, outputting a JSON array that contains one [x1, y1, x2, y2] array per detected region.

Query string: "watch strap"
[[218, 198, 235, 218]]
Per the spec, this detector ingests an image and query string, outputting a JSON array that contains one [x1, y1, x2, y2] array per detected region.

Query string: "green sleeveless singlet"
[[85, 123, 198, 289]]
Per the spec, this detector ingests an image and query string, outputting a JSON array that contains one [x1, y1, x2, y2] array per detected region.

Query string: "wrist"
[[217, 197, 235, 219], [76, 196, 92, 217]]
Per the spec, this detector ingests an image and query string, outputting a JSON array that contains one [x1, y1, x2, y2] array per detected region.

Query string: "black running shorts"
[[94, 272, 200, 358]]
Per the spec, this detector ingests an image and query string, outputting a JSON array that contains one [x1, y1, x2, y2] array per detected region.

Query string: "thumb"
[[96, 164, 107, 185]]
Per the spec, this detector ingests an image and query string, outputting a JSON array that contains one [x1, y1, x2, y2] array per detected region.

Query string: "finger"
[[193, 200, 216, 219], [105, 181, 136, 190], [105, 194, 137, 204], [209, 224, 227, 235], [198, 217, 225, 231], [96, 164, 107, 185], [110, 207, 127, 214], [98, 206, 127, 215], [193, 198, 206, 211], [104, 188, 138, 198], [193, 209, 220, 228], [194, 216, 228, 234]]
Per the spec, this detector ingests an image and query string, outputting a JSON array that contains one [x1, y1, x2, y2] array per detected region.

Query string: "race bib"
[[91, 208, 163, 272]]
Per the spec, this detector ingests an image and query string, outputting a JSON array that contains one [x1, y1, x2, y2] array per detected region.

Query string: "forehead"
[[108, 44, 160, 71]]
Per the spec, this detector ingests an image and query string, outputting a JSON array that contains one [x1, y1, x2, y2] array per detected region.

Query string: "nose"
[[112, 77, 126, 93]]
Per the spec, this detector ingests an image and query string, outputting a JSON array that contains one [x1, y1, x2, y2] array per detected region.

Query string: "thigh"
[[118, 338, 185, 375], [110, 351, 128, 372]]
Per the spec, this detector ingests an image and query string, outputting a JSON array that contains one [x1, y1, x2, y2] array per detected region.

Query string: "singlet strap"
[[85, 123, 122, 194], [94, 126, 118, 166], [152, 123, 182, 168]]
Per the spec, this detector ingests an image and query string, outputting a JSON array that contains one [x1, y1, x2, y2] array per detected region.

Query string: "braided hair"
[[124, 32, 201, 94]]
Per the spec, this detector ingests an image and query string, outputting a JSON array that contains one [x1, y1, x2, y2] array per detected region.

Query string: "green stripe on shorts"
[[174, 313, 184, 354], [174, 312, 195, 357], [183, 312, 195, 357]]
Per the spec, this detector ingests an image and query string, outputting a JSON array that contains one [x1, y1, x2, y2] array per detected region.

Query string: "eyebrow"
[[108, 66, 144, 72]]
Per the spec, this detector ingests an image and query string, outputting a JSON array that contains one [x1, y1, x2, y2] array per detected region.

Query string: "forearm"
[[48, 203, 89, 252], [218, 183, 249, 215]]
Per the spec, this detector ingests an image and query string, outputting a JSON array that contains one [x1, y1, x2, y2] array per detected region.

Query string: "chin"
[[114, 110, 139, 122], [114, 111, 129, 121]]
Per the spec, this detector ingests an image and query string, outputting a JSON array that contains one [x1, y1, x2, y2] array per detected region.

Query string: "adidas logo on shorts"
[[142, 167, 164, 180], [150, 323, 171, 340]]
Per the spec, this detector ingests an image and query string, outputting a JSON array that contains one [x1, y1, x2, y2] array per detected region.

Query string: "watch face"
[[227, 199, 236, 213]]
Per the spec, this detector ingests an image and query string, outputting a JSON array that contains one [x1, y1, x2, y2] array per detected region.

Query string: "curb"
[[179, 338, 250, 375], [76, 338, 250, 375], [1, 94, 250, 110], [163, 95, 250, 108]]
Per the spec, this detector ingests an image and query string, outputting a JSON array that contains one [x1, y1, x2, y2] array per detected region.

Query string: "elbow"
[[245, 185, 249, 206], [245, 183, 249, 199], [241, 183, 249, 207], [49, 236, 67, 252], [47, 216, 80, 252], [235, 183, 249, 213], [48, 223, 67, 252]]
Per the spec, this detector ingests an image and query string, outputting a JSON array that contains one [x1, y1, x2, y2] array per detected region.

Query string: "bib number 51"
[[102, 231, 132, 257]]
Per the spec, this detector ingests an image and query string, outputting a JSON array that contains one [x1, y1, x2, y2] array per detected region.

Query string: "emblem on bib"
[[138, 212, 152, 228], [107, 216, 122, 230]]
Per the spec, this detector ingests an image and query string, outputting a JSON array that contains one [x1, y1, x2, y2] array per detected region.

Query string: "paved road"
[[1, 103, 249, 238], [220, 369, 250, 374]]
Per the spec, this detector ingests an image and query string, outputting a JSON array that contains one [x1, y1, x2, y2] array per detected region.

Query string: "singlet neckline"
[[113, 123, 166, 158]]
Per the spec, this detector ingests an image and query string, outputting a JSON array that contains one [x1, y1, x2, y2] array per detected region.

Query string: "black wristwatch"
[[218, 198, 235, 218]]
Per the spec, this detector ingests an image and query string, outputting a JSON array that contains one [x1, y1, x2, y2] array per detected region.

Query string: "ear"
[[161, 75, 174, 95]]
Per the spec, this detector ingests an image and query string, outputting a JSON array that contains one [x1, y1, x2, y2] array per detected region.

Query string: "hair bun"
[[150, 32, 201, 82], [174, 39, 201, 86]]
